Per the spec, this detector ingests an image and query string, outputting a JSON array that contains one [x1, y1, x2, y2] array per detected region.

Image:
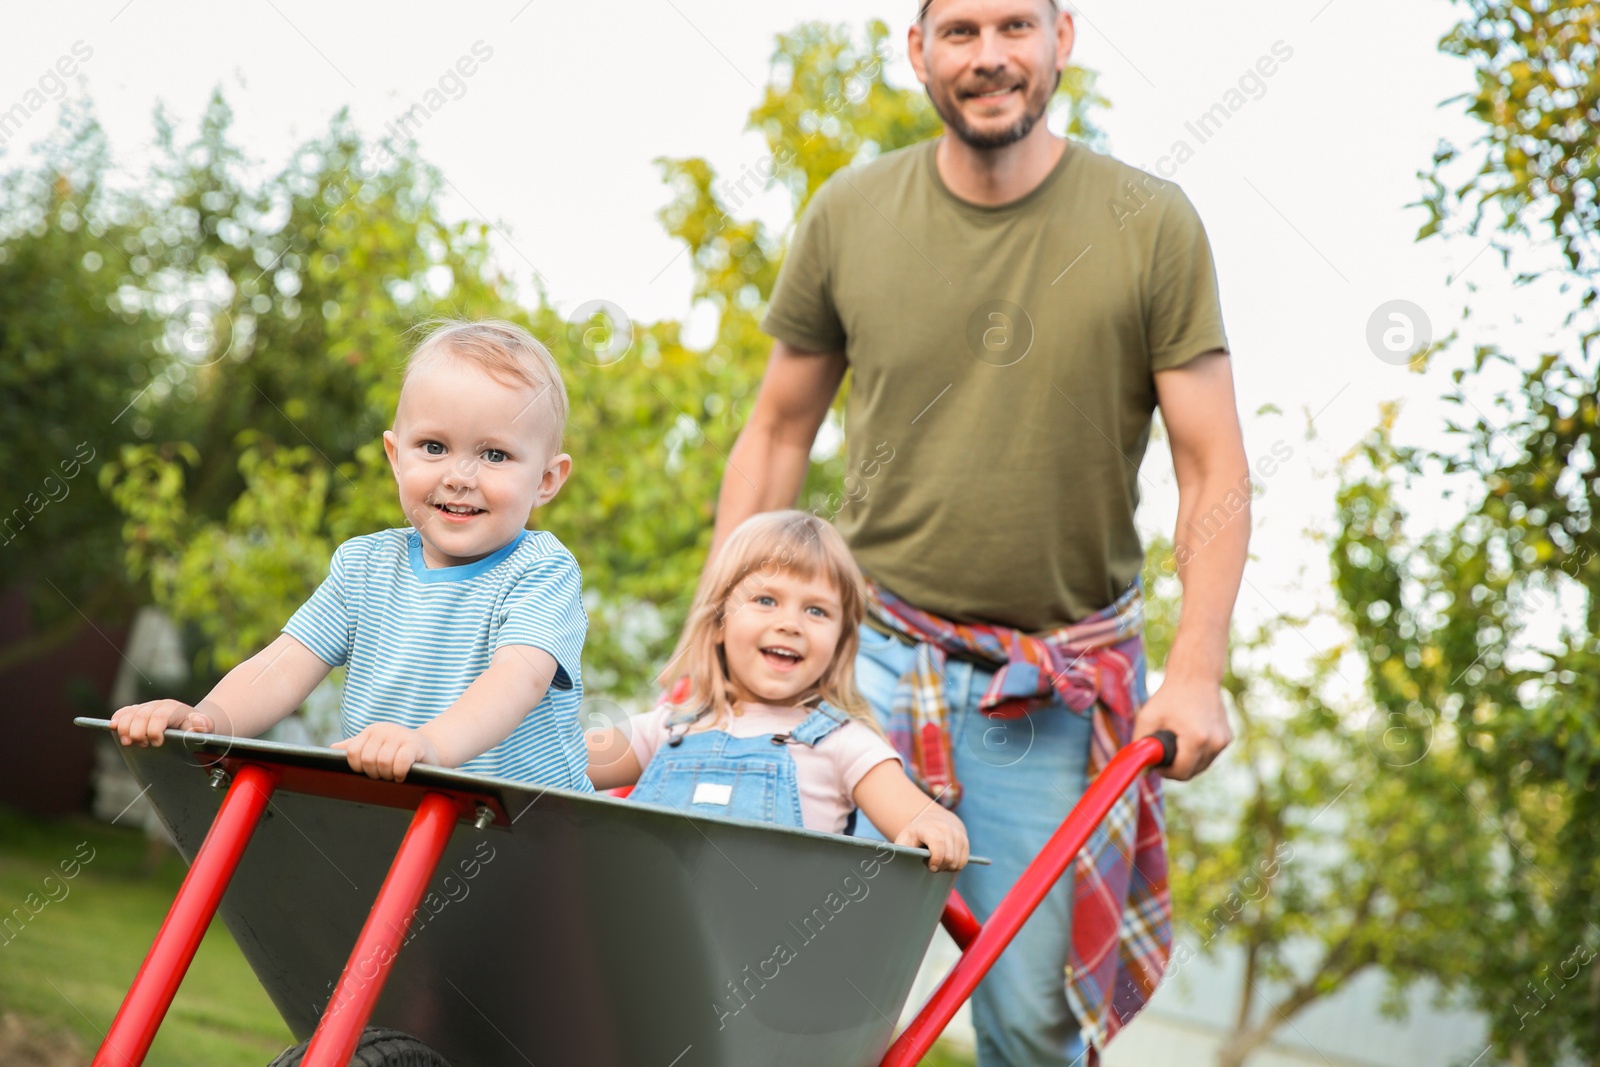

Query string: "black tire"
[[268, 1027, 452, 1067]]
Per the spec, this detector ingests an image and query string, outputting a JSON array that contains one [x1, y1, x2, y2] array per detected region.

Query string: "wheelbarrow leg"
[[940, 891, 981, 952], [879, 733, 1173, 1067], [94, 763, 278, 1067], [301, 791, 460, 1067]]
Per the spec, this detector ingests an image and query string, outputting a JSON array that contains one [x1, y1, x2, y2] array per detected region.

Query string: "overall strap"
[[784, 703, 852, 747], [664, 706, 712, 748]]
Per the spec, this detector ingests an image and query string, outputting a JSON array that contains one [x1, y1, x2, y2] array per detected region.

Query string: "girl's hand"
[[854, 759, 972, 872], [110, 700, 215, 747], [332, 723, 441, 782], [895, 809, 971, 872]]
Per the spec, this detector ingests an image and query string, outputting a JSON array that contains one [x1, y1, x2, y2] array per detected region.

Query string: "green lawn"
[[0, 806, 975, 1066], [0, 806, 293, 1065], [920, 1043, 978, 1066]]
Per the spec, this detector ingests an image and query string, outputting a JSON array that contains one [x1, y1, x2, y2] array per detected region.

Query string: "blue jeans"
[[855, 624, 1091, 1067]]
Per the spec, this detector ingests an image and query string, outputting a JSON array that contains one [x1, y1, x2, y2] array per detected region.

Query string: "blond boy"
[[113, 320, 590, 787]]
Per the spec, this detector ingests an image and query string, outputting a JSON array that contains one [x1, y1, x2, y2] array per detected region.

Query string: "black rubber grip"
[[1153, 729, 1178, 769]]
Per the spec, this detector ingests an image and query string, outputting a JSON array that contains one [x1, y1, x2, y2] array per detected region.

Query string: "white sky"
[[4, 0, 1564, 655]]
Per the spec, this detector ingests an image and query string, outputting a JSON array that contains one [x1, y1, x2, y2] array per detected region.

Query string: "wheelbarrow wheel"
[[268, 1027, 452, 1067]]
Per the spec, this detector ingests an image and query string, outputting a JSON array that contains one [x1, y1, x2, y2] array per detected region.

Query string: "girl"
[[586, 511, 968, 871]]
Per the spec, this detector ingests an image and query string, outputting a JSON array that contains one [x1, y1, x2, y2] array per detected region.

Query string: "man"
[[694, 0, 1247, 1061]]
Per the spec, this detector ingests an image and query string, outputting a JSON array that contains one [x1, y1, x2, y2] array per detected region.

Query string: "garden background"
[[1, 1, 1596, 1063]]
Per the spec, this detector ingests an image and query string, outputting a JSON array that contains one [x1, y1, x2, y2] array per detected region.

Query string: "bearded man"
[[693, 1, 1248, 1061]]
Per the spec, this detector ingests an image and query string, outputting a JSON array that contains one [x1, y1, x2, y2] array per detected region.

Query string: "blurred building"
[[0, 587, 130, 816]]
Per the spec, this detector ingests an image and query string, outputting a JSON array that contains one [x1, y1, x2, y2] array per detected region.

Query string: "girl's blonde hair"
[[672, 510, 879, 733]]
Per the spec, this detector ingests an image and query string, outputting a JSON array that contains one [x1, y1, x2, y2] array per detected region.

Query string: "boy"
[[111, 320, 591, 788]]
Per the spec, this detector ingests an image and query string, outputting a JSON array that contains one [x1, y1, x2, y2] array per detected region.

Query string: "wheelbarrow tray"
[[86, 720, 953, 1067]]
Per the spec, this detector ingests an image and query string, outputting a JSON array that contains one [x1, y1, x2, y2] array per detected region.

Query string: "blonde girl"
[[586, 511, 968, 870]]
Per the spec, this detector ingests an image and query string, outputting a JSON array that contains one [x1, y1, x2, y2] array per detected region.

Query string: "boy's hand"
[[110, 701, 215, 747], [894, 809, 971, 872], [332, 723, 441, 782]]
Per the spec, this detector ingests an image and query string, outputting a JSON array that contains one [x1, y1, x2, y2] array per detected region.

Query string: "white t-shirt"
[[625, 702, 901, 833]]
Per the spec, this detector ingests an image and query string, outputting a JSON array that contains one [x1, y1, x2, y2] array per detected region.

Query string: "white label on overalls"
[[693, 782, 733, 806]]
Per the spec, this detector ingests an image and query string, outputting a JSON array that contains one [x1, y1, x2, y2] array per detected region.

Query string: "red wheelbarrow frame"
[[91, 729, 1174, 1067]]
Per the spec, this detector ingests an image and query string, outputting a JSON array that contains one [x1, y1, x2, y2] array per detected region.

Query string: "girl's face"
[[717, 566, 844, 707]]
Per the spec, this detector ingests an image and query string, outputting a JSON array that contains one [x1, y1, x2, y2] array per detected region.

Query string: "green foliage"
[[1333, 0, 1600, 1059], [1423, 0, 1600, 303], [1148, 538, 1498, 1065], [0, 105, 162, 667], [1333, 405, 1599, 1062]]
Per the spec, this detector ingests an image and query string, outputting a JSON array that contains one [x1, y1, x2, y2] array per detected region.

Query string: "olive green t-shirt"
[[760, 137, 1229, 632]]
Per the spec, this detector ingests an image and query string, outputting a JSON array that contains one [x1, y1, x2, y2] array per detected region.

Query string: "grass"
[[0, 806, 977, 1065], [921, 1043, 977, 1066], [0, 806, 292, 1065]]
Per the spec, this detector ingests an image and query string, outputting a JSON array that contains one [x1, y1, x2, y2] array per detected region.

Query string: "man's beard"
[[928, 68, 1062, 150]]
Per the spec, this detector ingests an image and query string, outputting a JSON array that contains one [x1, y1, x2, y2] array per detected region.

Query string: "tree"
[[1334, 0, 1600, 1060], [95, 91, 527, 677], [0, 103, 165, 672], [68, 22, 1106, 705], [1149, 529, 1498, 1067]]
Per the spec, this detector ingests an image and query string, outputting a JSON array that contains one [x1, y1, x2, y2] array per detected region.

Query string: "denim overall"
[[631, 703, 851, 828]]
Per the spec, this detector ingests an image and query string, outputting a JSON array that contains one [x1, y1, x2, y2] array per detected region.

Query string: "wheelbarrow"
[[74, 717, 1175, 1066]]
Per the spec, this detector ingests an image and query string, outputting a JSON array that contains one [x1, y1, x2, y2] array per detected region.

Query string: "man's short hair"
[[917, 0, 1061, 24]]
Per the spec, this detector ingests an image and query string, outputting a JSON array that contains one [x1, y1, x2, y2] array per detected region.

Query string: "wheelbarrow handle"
[[1151, 727, 1178, 769], [884, 730, 1176, 1066]]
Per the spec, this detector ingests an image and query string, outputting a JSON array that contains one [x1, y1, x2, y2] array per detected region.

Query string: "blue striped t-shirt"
[[283, 528, 592, 790]]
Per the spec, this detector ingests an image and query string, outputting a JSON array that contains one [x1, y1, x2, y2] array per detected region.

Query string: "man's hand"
[[110, 700, 215, 747], [332, 723, 441, 781], [1134, 676, 1231, 780]]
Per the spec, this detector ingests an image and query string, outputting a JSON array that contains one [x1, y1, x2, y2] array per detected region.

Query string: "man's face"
[[912, 0, 1070, 151]]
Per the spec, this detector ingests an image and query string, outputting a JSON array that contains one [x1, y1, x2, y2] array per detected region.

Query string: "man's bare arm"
[[710, 339, 847, 556], [1141, 350, 1249, 779]]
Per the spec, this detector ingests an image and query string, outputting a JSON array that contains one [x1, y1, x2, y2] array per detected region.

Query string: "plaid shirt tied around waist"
[[863, 579, 1172, 1057]]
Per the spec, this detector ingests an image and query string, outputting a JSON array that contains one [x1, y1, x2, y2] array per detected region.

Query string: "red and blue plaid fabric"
[[864, 579, 1171, 1059]]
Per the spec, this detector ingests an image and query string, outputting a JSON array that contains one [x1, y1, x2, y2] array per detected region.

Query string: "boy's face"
[[383, 353, 570, 569]]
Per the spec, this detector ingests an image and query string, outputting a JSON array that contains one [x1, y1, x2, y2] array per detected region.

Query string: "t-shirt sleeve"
[[832, 721, 904, 798], [282, 540, 357, 667], [759, 182, 849, 355], [1146, 186, 1230, 372], [625, 705, 672, 773], [496, 550, 587, 691]]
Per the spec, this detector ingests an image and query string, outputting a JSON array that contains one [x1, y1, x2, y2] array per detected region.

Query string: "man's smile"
[[964, 84, 1022, 101]]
